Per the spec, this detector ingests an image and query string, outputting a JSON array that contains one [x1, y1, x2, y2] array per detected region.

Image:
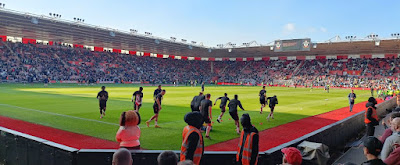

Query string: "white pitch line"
[[0, 103, 119, 126]]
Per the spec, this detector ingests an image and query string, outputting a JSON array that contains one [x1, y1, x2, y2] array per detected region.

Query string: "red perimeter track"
[[0, 100, 380, 150]]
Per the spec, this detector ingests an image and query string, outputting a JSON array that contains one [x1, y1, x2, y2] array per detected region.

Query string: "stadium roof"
[[1, 8, 400, 58]]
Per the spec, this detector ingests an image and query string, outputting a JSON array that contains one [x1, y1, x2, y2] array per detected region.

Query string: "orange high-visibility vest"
[[237, 131, 258, 165], [365, 106, 378, 124], [180, 125, 203, 165]]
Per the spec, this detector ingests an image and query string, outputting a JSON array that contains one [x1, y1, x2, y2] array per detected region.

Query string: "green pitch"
[[0, 84, 371, 150]]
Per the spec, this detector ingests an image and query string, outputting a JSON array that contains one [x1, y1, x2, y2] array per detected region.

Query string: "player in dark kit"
[[370, 86, 374, 97], [194, 93, 206, 112], [199, 94, 212, 139], [191, 92, 204, 112], [97, 86, 108, 119], [201, 82, 205, 92], [228, 95, 245, 134], [43, 77, 49, 87], [266, 95, 278, 121], [153, 85, 162, 100], [146, 90, 166, 128], [132, 87, 144, 112], [214, 93, 230, 123], [259, 86, 267, 114]]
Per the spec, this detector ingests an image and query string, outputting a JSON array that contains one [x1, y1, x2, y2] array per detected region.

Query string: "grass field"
[[0, 84, 371, 150]]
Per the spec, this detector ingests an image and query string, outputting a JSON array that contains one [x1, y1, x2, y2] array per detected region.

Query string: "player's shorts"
[[134, 103, 142, 110], [269, 106, 275, 112], [229, 111, 239, 121], [260, 98, 266, 104], [203, 116, 211, 124], [99, 101, 107, 109], [220, 106, 226, 112], [153, 104, 159, 114]]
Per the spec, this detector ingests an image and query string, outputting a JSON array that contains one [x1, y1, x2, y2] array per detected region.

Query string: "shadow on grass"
[[205, 111, 340, 151]]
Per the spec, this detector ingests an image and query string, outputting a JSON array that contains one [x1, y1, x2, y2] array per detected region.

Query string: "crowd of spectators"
[[352, 105, 400, 165], [1, 41, 399, 90]]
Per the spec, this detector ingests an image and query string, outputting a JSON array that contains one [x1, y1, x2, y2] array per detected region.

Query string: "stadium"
[[0, 1, 400, 165]]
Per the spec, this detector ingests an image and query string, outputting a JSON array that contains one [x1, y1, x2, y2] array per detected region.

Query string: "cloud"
[[283, 23, 295, 35], [307, 27, 317, 33], [320, 27, 327, 32]]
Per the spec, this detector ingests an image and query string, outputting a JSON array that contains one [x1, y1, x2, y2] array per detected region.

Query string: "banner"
[[274, 39, 311, 52], [345, 70, 362, 75], [217, 82, 254, 86], [329, 70, 343, 75], [59, 80, 79, 83], [99, 81, 115, 84]]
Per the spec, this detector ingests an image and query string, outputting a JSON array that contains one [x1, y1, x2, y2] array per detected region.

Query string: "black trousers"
[[366, 123, 376, 137]]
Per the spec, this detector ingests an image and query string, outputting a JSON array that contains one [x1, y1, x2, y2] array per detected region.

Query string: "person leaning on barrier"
[[365, 97, 379, 137], [116, 110, 141, 149], [236, 113, 259, 165], [112, 148, 133, 165], [180, 112, 204, 165]]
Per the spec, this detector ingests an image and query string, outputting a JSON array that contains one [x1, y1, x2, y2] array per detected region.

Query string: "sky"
[[2, 0, 400, 47]]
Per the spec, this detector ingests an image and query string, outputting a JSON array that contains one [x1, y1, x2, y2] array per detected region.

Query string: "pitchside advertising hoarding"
[[274, 39, 311, 52]]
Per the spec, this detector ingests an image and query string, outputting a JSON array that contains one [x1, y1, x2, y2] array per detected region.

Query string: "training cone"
[[259, 122, 263, 125], [228, 118, 231, 120]]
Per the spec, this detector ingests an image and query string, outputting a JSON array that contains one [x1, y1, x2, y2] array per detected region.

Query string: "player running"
[[228, 95, 245, 134], [146, 90, 166, 128], [214, 93, 230, 123], [97, 86, 108, 119], [191, 92, 204, 112], [259, 86, 267, 114], [194, 92, 206, 112], [132, 87, 144, 112], [199, 94, 212, 139], [266, 95, 278, 121]]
